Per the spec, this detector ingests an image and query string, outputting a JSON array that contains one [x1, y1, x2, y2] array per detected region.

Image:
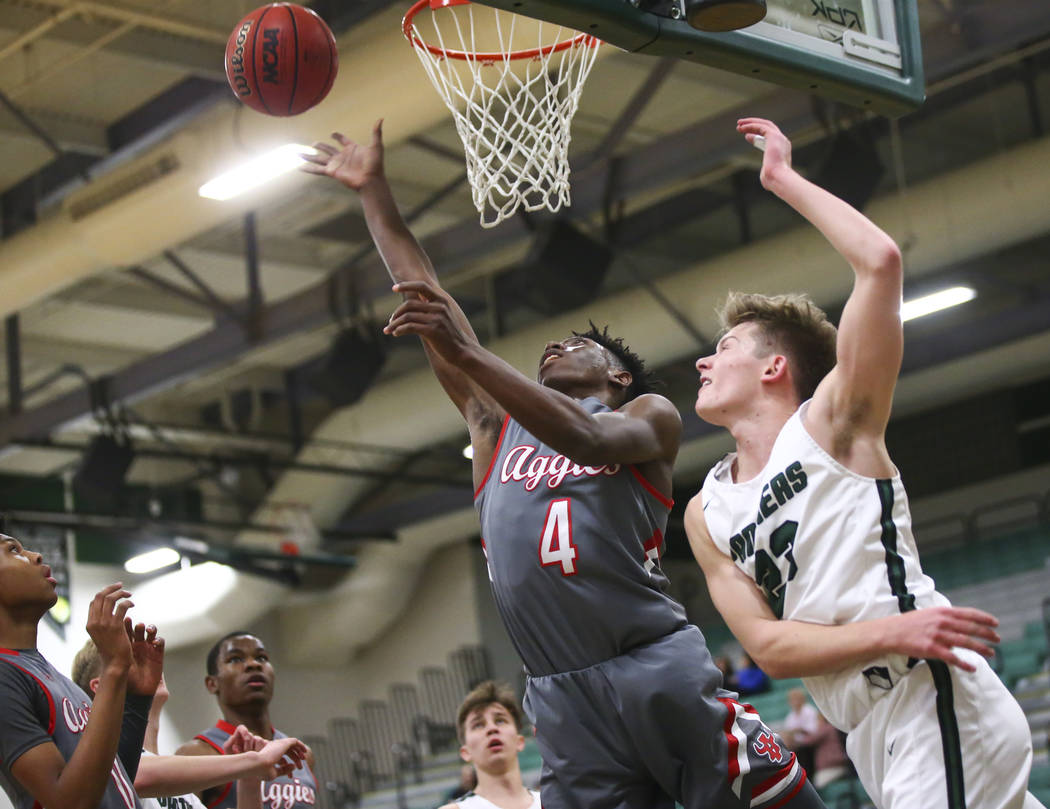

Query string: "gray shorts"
[[524, 626, 806, 809]]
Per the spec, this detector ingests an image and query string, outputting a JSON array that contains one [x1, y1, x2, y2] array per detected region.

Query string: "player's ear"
[[89, 676, 101, 695], [609, 368, 632, 392], [515, 733, 525, 752], [761, 353, 788, 383], [459, 743, 472, 763], [205, 674, 219, 695]]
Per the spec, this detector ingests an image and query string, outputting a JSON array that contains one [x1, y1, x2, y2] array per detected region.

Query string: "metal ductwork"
[[126, 134, 1050, 663]]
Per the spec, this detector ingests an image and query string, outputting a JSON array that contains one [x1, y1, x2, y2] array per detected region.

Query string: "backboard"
[[469, 0, 924, 116]]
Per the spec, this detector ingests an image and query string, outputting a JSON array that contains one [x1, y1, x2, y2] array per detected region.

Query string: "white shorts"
[[845, 651, 1043, 809]]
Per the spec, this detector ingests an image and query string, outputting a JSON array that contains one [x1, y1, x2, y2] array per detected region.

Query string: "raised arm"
[[300, 122, 503, 460], [740, 119, 903, 453], [684, 495, 1000, 678], [11, 585, 135, 809], [385, 280, 681, 468]]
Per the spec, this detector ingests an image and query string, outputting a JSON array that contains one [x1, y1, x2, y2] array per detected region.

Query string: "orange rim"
[[402, 0, 599, 62]]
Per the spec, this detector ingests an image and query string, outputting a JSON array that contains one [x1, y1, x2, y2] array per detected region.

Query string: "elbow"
[[744, 631, 792, 680], [755, 655, 792, 681], [869, 239, 903, 279]]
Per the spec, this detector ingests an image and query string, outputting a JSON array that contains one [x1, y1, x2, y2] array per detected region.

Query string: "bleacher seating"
[[923, 526, 1049, 591]]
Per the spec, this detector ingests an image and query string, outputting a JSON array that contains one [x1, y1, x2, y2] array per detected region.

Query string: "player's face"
[[537, 336, 610, 389], [208, 635, 274, 708], [459, 703, 524, 775], [0, 534, 59, 613], [694, 322, 769, 423]]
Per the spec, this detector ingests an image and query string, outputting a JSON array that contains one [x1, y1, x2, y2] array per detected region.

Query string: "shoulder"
[[621, 393, 681, 424], [683, 491, 710, 532], [684, 492, 734, 568], [0, 655, 48, 700]]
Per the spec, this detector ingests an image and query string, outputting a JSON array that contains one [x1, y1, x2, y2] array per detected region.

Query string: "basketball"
[[224, 3, 338, 117]]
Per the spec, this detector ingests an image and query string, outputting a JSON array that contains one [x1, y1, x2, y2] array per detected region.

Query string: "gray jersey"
[[0, 648, 141, 809], [475, 397, 687, 676], [195, 721, 317, 809]]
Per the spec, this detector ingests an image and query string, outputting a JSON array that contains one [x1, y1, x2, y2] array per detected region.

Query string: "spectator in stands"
[[440, 681, 538, 809], [713, 654, 737, 691], [793, 715, 850, 790], [734, 653, 771, 696], [781, 688, 819, 777]]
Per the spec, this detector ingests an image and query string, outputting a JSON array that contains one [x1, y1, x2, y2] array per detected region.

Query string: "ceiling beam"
[[0, 102, 108, 156], [0, 10, 225, 79]]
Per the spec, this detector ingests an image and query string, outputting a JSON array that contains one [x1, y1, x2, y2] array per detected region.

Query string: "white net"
[[404, 1, 601, 228]]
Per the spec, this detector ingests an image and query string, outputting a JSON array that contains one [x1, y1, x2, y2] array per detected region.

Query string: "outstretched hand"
[[384, 279, 479, 365], [886, 606, 1001, 672], [300, 119, 385, 190], [224, 726, 308, 779], [737, 117, 792, 190], [86, 584, 134, 673], [126, 621, 165, 696], [256, 737, 309, 778]]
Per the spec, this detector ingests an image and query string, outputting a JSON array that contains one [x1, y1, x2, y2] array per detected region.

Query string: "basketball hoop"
[[403, 0, 601, 228]]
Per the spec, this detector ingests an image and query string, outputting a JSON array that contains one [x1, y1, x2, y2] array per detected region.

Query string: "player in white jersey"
[[438, 682, 539, 809], [685, 118, 1044, 809]]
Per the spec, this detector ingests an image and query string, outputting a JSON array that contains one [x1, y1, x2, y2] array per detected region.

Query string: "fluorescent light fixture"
[[173, 535, 209, 555], [199, 144, 316, 201], [462, 444, 474, 460], [124, 547, 181, 574], [901, 286, 976, 323]]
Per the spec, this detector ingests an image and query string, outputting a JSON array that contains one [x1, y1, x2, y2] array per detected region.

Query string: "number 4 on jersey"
[[539, 498, 578, 576]]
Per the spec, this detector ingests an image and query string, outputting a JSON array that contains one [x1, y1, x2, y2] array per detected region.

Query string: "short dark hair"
[[206, 630, 257, 676], [456, 680, 523, 743], [573, 321, 657, 402], [720, 292, 837, 403]]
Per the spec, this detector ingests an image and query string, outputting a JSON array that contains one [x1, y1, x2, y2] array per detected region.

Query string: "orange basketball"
[[225, 3, 338, 116]]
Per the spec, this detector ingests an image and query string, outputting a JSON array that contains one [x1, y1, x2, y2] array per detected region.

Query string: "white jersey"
[[701, 400, 949, 732], [454, 790, 540, 809]]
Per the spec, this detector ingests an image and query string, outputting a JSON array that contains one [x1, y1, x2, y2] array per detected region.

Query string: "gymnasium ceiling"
[[0, 0, 1049, 655]]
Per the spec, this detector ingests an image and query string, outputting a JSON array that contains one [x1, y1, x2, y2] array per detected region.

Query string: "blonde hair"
[[719, 292, 837, 403], [72, 638, 103, 697], [456, 680, 523, 743]]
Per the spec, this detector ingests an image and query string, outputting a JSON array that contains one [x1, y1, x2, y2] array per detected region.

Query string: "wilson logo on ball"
[[224, 3, 338, 117], [228, 21, 253, 97]]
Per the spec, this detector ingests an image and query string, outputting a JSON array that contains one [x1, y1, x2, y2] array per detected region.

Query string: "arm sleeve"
[[117, 693, 153, 781], [0, 663, 55, 770]]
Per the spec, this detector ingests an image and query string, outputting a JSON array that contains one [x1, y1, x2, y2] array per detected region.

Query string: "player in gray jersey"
[[302, 121, 827, 809], [0, 531, 163, 809], [71, 639, 307, 808], [686, 118, 1042, 809], [175, 632, 317, 809]]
